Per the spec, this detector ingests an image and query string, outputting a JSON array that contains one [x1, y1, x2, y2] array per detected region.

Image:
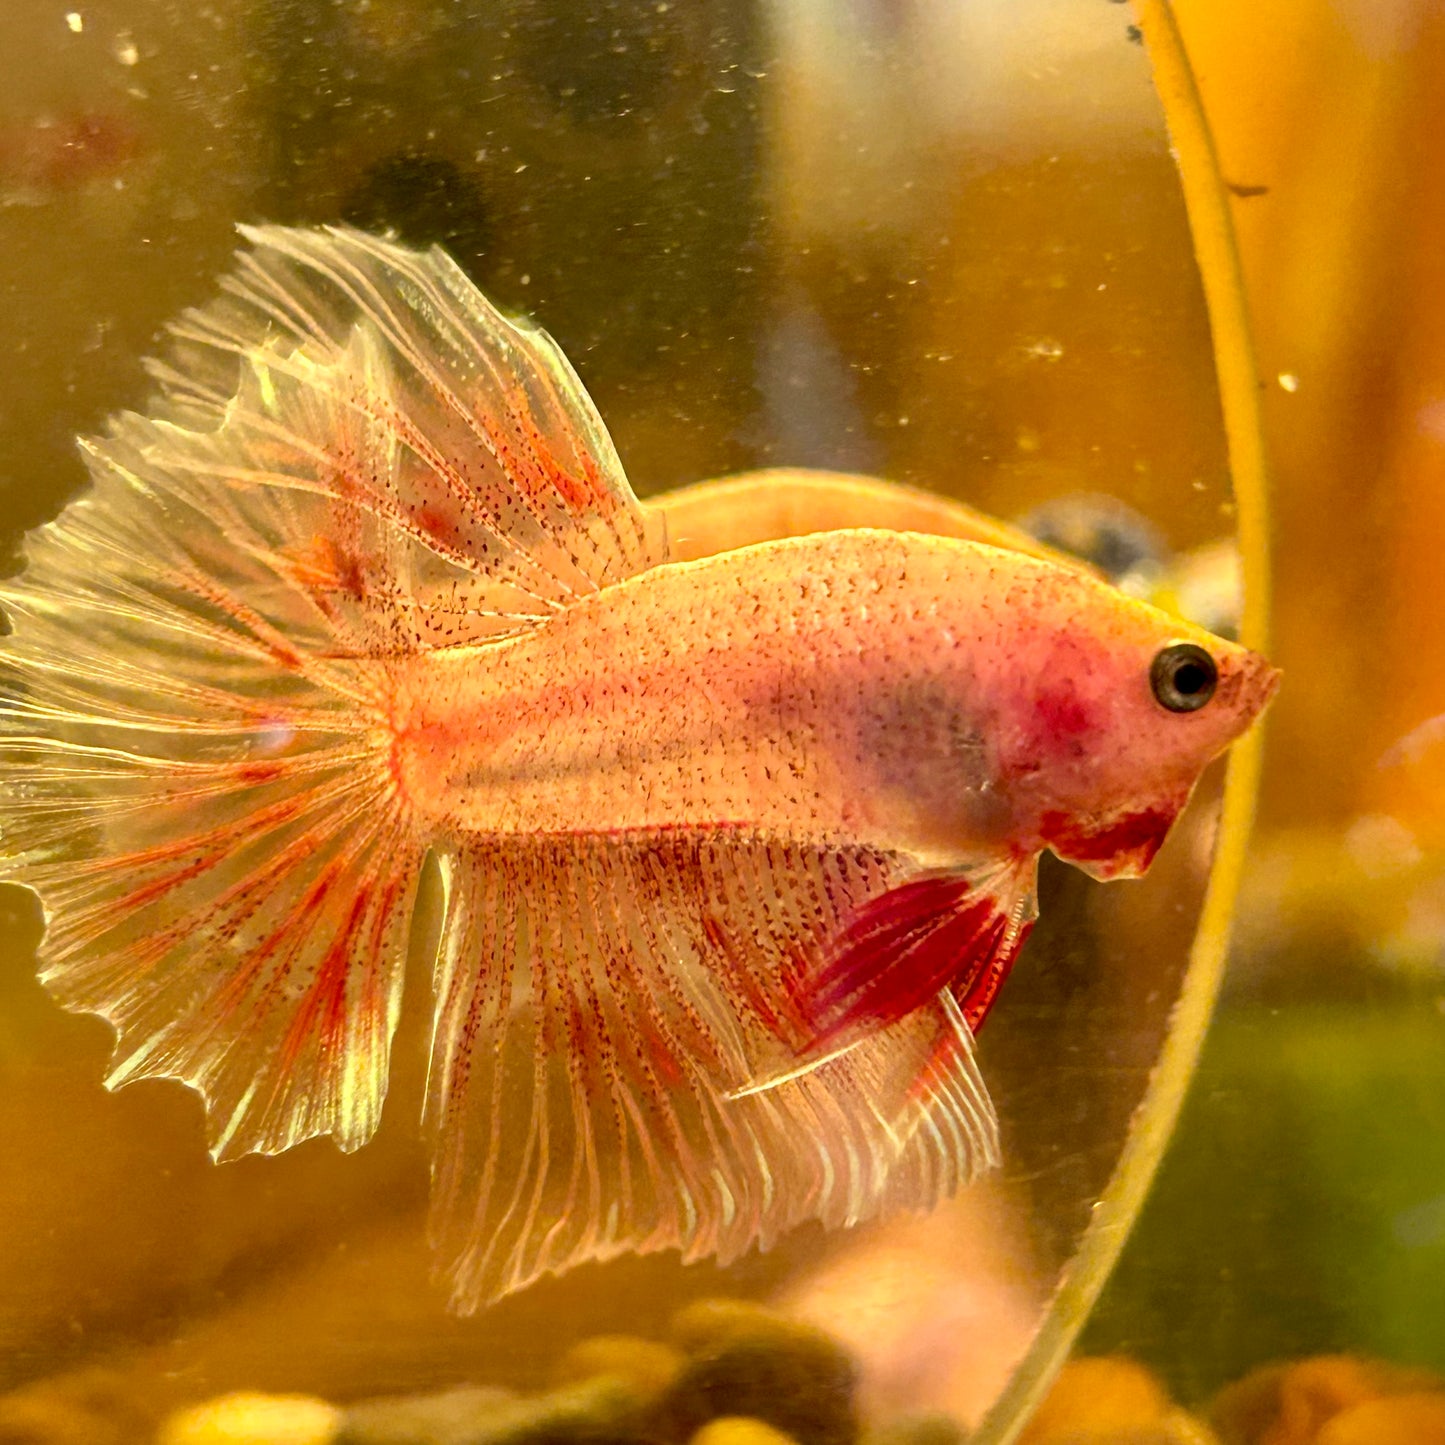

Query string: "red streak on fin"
[[511, 388, 595, 514], [279, 534, 369, 600], [281, 886, 370, 1071], [577, 450, 617, 515], [415, 504, 455, 542], [957, 915, 1034, 1032], [801, 864, 1034, 1056], [236, 761, 287, 786]]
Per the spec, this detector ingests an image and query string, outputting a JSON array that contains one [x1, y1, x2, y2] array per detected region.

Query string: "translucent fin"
[[0, 225, 666, 1159], [654, 468, 1085, 568], [0, 513, 422, 1158], [424, 832, 1001, 1309], [134, 224, 668, 652]]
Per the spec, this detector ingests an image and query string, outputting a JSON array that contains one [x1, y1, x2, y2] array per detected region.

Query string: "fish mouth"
[[1219, 648, 1282, 733], [1250, 655, 1283, 719]]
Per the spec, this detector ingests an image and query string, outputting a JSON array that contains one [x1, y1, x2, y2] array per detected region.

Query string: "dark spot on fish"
[[1226, 181, 1272, 198]]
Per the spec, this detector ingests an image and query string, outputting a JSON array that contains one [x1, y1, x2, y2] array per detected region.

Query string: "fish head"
[[992, 572, 1279, 881]]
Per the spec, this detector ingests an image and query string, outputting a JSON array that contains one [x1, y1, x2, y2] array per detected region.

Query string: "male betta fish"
[[0, 228, 1278, 1309]]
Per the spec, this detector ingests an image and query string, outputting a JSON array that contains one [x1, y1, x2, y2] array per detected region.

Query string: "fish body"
[[398, 532, 1012, 854], [397, 530, 1262, 873], [0, 227, 1277, 1308]]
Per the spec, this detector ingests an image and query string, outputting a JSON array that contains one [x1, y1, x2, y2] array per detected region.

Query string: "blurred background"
[[1083, 0, 1445, 1396]]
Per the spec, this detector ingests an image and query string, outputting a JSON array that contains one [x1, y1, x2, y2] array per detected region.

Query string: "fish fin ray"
[[798, 856, 1039, 1052], [2, 504, 422, 1156], [0, 240, 486, 1156], [818, 991, 1001, 1213], [97, 224, 666, 656], [424, 832, 1001, 1309], [1, 706, 423, 1157]]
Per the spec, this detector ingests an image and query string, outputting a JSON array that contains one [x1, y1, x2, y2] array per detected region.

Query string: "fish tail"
[[1, 223, 671, 1165], [0, 408, 429, 1168]]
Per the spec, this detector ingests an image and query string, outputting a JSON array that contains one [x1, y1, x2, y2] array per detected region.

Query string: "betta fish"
[[0, 227, 1278, 1309]]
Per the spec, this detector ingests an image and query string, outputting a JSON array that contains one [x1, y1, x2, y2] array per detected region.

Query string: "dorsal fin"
[[111, 224, 667, 656]]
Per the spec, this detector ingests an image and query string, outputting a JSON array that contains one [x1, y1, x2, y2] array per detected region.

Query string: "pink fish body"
[[399, 532, 1255, 867], [0, 228, 1277, 1307]]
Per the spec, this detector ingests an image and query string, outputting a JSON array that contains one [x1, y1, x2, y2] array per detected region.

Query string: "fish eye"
[[1150, 642, 1218, 713]]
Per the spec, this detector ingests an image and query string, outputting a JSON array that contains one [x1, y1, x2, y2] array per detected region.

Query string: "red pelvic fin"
[[800, 859, 1039, 1055]]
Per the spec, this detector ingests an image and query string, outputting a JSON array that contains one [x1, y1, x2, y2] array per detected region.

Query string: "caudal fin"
[[0, 225, 666, 1161], [0, 441, 422, 1159]]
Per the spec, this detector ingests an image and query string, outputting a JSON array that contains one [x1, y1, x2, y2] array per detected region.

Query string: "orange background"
[[1175, 0, 1445, 845]]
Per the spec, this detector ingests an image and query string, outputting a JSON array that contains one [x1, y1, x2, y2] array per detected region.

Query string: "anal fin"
[[423, 831, 1006, 1309]]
